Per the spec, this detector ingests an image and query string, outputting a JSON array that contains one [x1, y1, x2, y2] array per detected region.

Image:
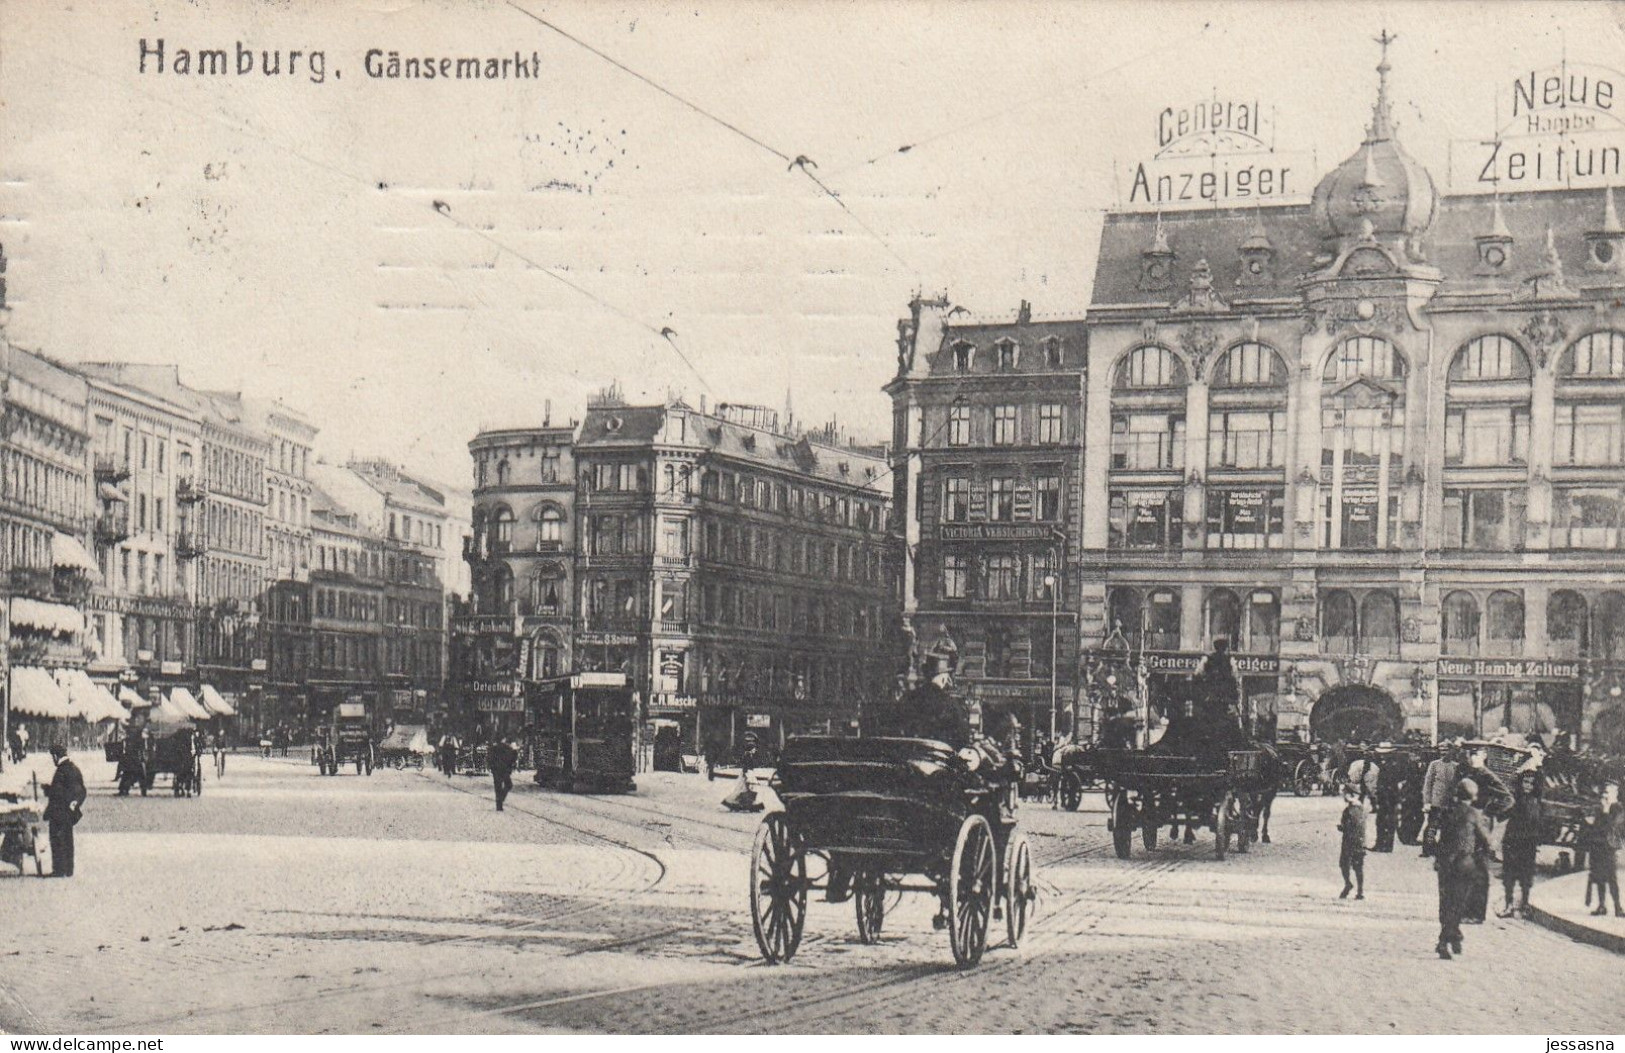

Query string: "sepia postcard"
[[1, 0, 1624, 1040]]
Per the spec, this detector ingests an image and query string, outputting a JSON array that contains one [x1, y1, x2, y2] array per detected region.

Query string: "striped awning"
[[199, 684, 236, 717], [10, 598, 84, 636], [9, 667, 72, 719], [51, 532, 99, 577], [167, 687, 211, 722], [119, 686, 151, 709]]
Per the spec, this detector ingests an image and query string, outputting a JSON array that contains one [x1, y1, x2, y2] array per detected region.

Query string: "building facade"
[[887, 299, 1088, 742], [460, 423, 577, 733], [1070, 54, 1625, 748]]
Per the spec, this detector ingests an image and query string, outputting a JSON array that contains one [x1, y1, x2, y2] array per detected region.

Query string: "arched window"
[[1321, 590, 1357, 654], [528, 568, 563, 618], [1107, 587, 1142, 647], [495, 459, 510, 486], [535, 505, 564, 547], [1212, 342, 1288, 388], [1595, 592, 1625, 661], [1486, 590, 1525, 655], [488, 565, 514, 615], [1441, 591, 1480, 656], [1205, 588, 1242, 648], [1114, 346, 1187, 389], [1247, 589, 1281, 653], [1324, 336, 1407, 383], [1562, 331, 1625, 378], [1451, 335, 1531, 381], [1548, 590, 1589, 658], [1359, 591, 1401, 655], [487, 506, 514, 550], [1146, 588, 1182, 650]]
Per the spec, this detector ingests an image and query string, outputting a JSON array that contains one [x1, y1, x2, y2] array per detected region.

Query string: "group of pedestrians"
[[1337, 740, 1623, 961]]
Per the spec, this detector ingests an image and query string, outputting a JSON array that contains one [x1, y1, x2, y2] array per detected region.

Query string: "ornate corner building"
[[892, 50, 1625, 750]]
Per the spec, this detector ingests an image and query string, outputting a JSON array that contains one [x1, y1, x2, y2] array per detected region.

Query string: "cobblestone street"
[[1, 752, 1621, 1035]]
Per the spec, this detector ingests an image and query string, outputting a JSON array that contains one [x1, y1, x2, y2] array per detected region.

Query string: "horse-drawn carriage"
[[112, 722, 203, 797], [379, 724, 431, 770], [1023, 741, 1102, 811], [749, 735, 1035, 968], [1095, 658, 1280, 860], [312, 702, 376, 776], [1468, 739, 1622, 869]]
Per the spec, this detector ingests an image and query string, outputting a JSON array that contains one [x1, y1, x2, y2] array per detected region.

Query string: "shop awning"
[[98, 482, 127, 503], [151, 697, 195, 729], [167, 687, 211, 721], [10, 598, 84, 636], [119, 686, 152, 709], [92, 681, 128, 722], [51, 532, 99, 578], [9, 667, 72, 719], [199, 684, 236, 717]]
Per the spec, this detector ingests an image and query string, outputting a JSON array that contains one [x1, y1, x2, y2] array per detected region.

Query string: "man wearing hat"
[[1433, 777, 1493, 959], [42, 743, 86, 877]]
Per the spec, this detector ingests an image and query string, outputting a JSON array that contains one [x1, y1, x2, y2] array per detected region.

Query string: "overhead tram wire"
[[504, 1, 920, 277], [43, 52, 717, 400]]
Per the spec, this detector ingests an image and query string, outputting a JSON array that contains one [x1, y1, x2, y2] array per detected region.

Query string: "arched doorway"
[[1310, 684, 1405, 743]]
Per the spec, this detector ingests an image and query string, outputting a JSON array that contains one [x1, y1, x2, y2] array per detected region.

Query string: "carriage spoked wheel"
[[853, 870, 885, 945], [1111, 793, 1135, 860], [948, 814, 994, 968], [1002, 833, 1034, 949], [1293, 761, 1317, 798], [750, 813, 807, 964], [1059, 772, 1083, 812]]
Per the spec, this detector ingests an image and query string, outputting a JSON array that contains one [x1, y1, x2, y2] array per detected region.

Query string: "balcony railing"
[[175, 477, 206, 503], [95, 511, 131, 545], [93, 454, 130, 483], [175, 532, 206, 560]]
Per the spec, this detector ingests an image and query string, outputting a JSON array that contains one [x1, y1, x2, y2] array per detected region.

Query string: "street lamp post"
[[1043, 574, 1058, 742]]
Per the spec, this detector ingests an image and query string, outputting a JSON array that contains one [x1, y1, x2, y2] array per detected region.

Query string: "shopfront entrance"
[[1436, 658, 1584, 744], [1310, 684, 1404, 743]]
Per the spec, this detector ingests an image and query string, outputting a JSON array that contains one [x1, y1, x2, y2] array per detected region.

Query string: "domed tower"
[[1309, 30, 1438, 267]]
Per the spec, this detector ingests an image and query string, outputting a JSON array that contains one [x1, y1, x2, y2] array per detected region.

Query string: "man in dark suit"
[[43, 744, 86, 877], [488, 737, 518, 811]]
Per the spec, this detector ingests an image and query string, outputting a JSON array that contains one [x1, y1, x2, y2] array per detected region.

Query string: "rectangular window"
[[1449, 406, 1531, 466], [157, 440, 166, 475], [1112, 414, 1185, 470], [947, 404, 971, 446], [140, 435, 150, 470], [989, 477, 1016, 522], [1323, 489, 1402, 549], [138, 494, 148, 530], [1108, 489, 1184, 549], [1035, 475, 1061, 520], [1037, 404, 1064, 444], [942, 555, 968, 599], [992, 405, 1018, 445], [1553, 487, 1625, 549], [943, 476, 970, 522], [1204, 489, 1286, 549], [1444, 489, 1528, 550], [1554, 403, 1625, 466], [1208, 410, 1285, 469], [1030, 552, 1055, 600], [984, 555, 1019, 600]]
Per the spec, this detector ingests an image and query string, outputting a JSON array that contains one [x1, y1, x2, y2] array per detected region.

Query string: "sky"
[[3, 0, 1624, 488]]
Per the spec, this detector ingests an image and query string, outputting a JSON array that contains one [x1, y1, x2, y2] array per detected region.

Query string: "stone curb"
[[1525, 900, 1625, 956]]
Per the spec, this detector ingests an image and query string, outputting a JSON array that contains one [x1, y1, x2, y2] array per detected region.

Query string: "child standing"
[[1580, 781, 1622, 917], [1338, 787, 1367, 900]]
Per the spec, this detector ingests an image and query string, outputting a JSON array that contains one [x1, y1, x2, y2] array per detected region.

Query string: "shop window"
[[1547, 590, 1589, 658], [1486, 590, 1525, 656], [1553, 488, 1625, 549], [1442, 489, 1528, 550], [1321, 590, 1357, 654], [1108, 489, 1184, 550], [1146, 589, 1181, 650], [1205, 488, 1285, 549]]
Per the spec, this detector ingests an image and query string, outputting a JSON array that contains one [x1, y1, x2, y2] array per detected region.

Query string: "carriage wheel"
[[1059, 772, 1083, 812], [1293, 761, 1316, 798], [1003, 833, 1033, 949], [853, 871, 885, 945], [1111, 794, 1135, 860], [1214, 791, 1238, 860], [948, 814, 994, 968], [749, 813, 807, 964]]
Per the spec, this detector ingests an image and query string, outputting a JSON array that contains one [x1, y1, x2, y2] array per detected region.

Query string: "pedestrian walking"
[[488, 737, 518, 811], [1372, 744, 1403, 852], [1579, 781, 1622, 917], [14, 724, 30, 763], [1433, 779, 1493, 960], [1420, 746, 1457, 857], [1460, 750, 1512, 923], [1497, 770, 1542, 918], [42, 743, 86, 878], [1337, 787, 1366, 900]]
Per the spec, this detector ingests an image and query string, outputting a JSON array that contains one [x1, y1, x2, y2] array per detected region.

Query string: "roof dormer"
[[1584, 186, 1624, 274]]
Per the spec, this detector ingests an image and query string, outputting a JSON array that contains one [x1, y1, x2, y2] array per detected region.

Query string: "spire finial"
[[1368, 28, 1398, 141]]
